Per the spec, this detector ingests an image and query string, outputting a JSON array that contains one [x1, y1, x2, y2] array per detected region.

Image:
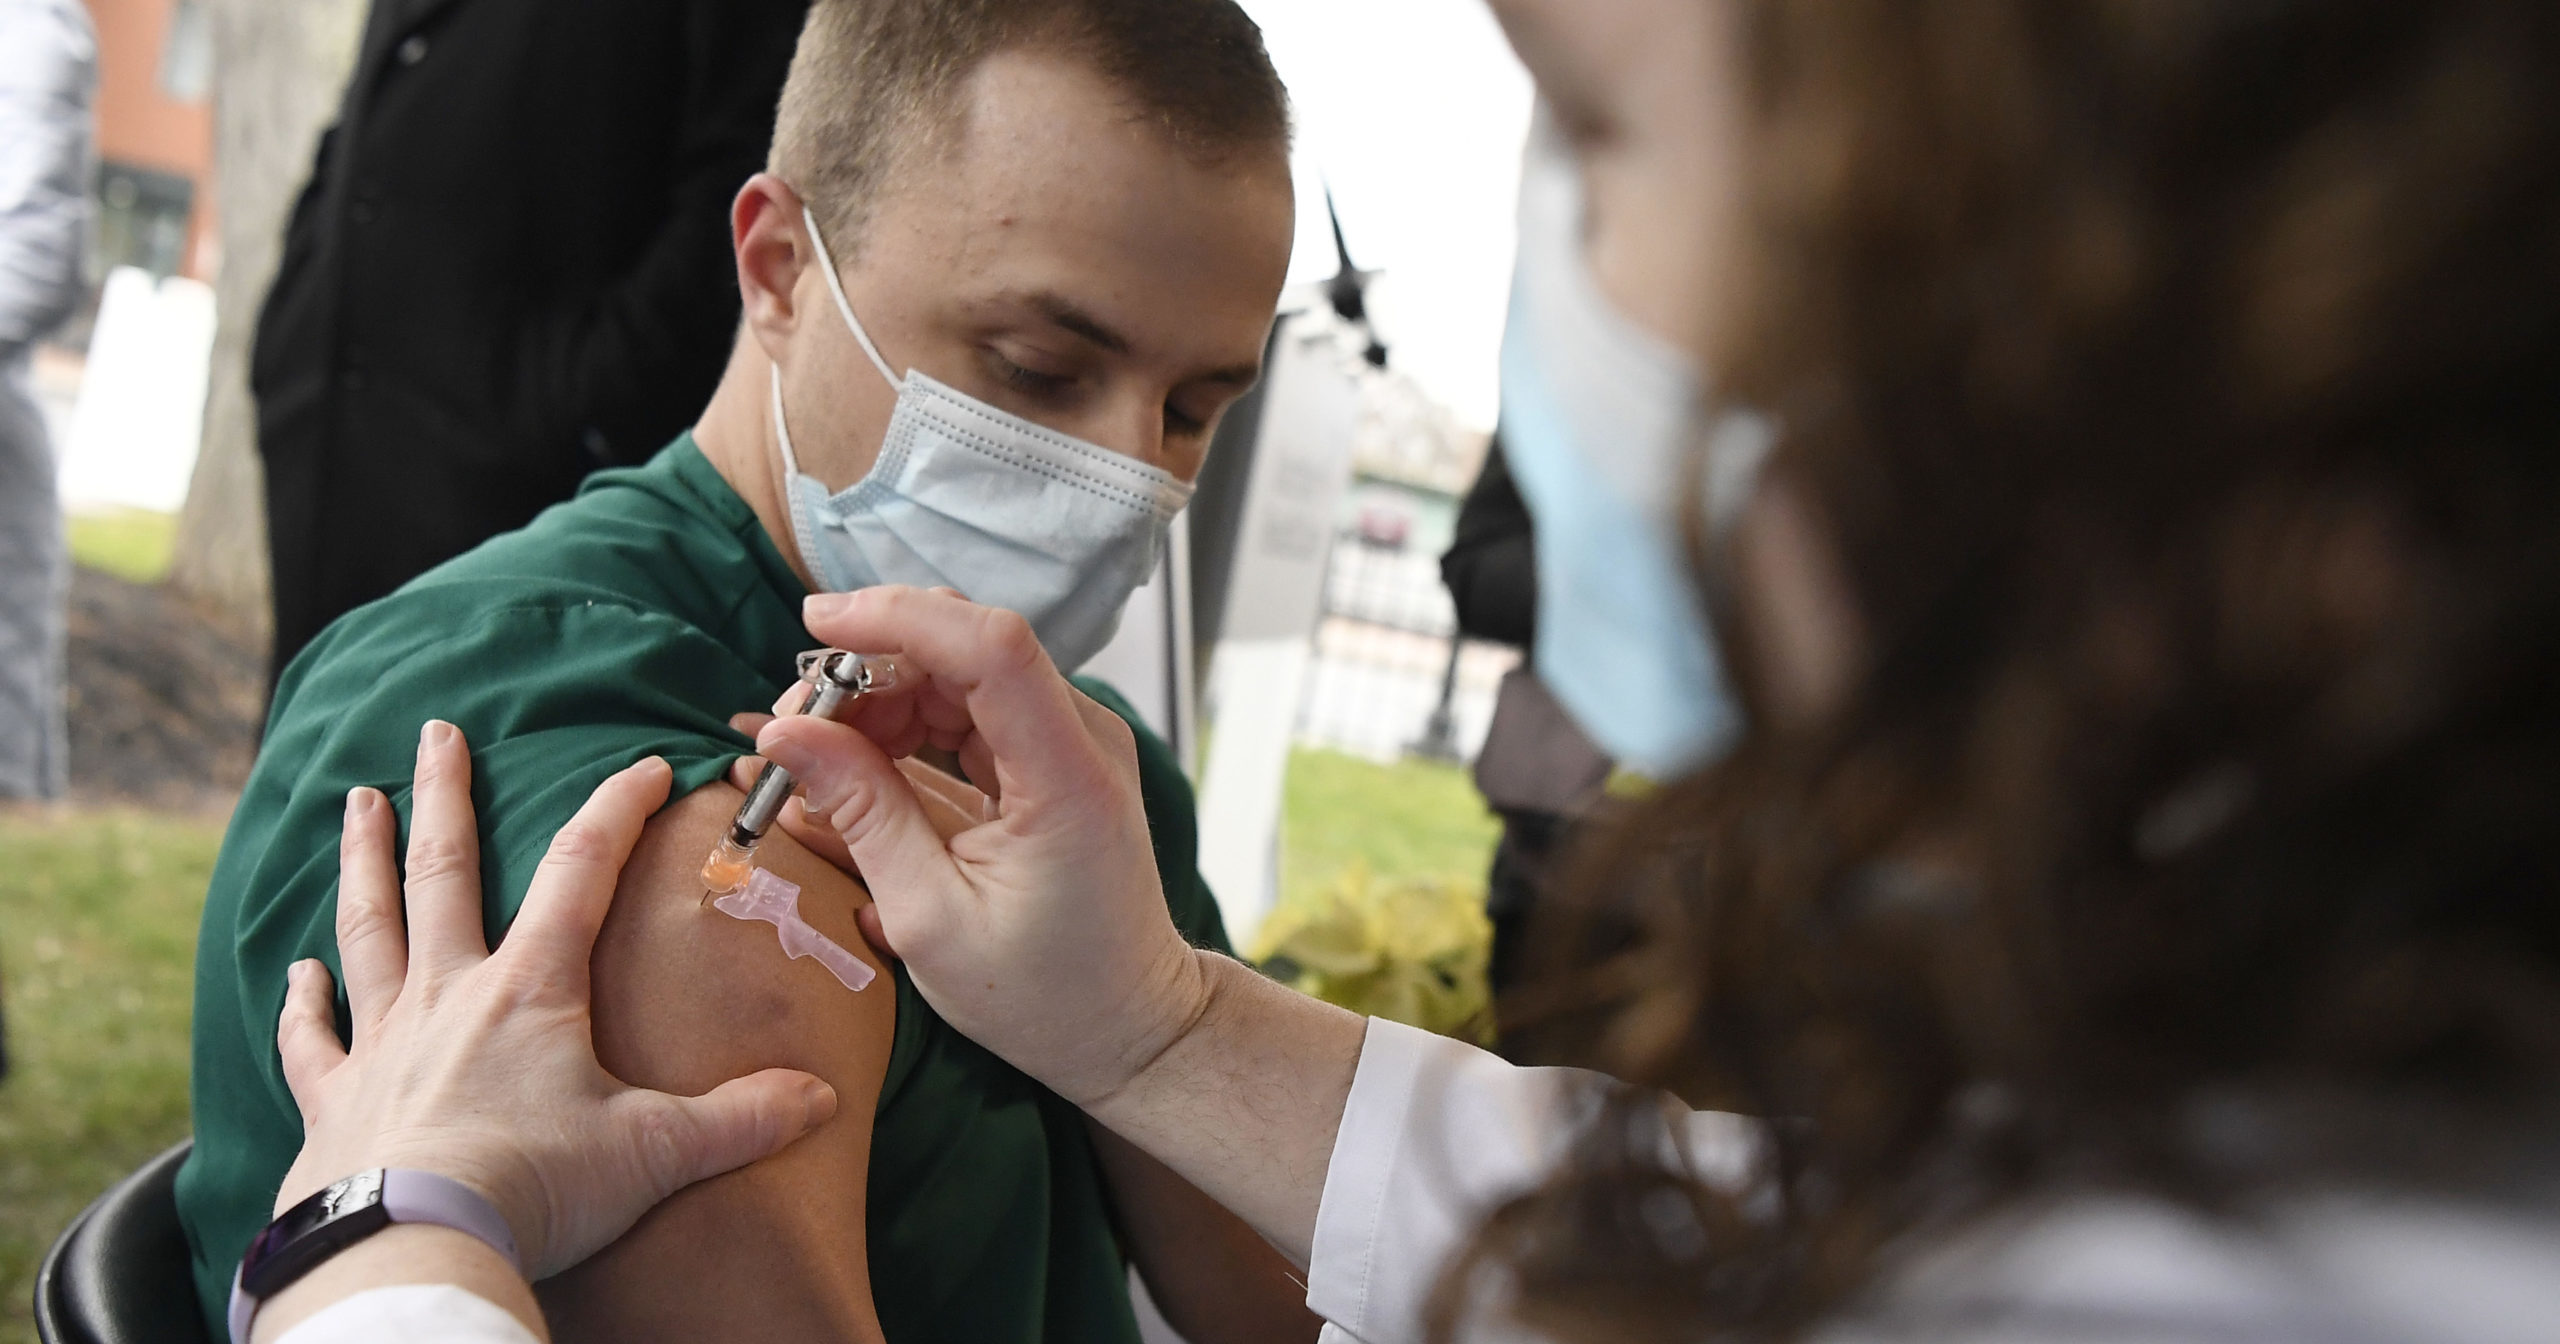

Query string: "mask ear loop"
[[769, 366, 806, 481], [767, 199, 900, 585], [800, 204, 902, 391], [768, 366, 831, 586]]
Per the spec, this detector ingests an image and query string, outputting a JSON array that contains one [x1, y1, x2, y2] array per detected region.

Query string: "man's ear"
[[734, 174, 811, 366]]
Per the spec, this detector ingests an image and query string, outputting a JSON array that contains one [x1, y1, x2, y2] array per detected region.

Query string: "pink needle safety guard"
[[711, 868, 876, 993]]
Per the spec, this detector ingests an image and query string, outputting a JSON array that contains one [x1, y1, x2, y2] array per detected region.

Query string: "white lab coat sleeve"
[[1306, 1017, 1762, 1344], [270, 1285, 542, 1344]]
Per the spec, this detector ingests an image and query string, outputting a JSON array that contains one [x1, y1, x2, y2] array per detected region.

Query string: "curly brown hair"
[[1464, 2, 2560, 1337]]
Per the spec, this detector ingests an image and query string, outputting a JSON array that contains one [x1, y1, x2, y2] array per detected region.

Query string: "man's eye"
[[1164, 402, 1209, 437], [990, 353, 1074, 397]]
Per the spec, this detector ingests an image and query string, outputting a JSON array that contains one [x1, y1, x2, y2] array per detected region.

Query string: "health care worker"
[[232, 0, 2560, 1340]]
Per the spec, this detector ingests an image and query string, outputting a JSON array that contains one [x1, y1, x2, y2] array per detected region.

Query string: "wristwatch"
[[226, 1168, 520, 1344]]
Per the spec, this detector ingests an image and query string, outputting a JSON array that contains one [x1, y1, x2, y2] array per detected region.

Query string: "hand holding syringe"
[[699, 648, 902, 902]]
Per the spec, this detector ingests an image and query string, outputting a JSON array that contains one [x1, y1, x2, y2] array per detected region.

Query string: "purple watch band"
[[226, 1169, 520, 1344], [381, 1168, 521, 1268]]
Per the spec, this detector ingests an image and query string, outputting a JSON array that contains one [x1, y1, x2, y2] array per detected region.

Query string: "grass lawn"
[[1279, 746, 1500, 910], [0, 747, 1494, 1343], [0, 809, 220, 1344]]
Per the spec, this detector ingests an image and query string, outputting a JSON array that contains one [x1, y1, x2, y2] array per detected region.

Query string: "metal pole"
[[1410, 632, 1466, 762]]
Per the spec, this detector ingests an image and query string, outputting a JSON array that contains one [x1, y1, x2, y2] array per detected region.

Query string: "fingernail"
[[287, 960, 311, 990], [804, 592, 855, 620], [803, 1078, 839, 1125], [758, 733, 810, 777], [345, 787, 368, 820], [420, 720, 455, 750]]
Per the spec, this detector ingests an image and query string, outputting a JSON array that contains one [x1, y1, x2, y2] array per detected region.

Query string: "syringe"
[[701, 648, 898, 902]]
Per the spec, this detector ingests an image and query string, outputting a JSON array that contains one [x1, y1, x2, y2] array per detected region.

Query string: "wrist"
[[277, 1148, 545, 1273], [248, 1223, 540, 1344], [239, 1166, 528, 1344], [1069, 953, 1368, 1262], [1071, 944, 1217, 1114]]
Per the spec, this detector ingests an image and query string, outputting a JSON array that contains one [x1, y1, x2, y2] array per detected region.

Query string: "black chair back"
[[33, 1140, 215, 1344]]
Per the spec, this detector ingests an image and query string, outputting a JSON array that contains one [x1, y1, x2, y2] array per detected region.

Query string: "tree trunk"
[[168, 0, 364, 645]]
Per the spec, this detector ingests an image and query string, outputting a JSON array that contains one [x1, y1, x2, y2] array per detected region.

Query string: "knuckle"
[[821, 773, 878, 835], [541, 818, 614, 869], [335, 882, 385, 935], [337, 919, 396, 969], [404, 832, 473, 887], [277, 1000, 335, 1060], [626, 1103, 693, 1194], [1094, 711, 1137, 761], [478, 960, 549, 1015]]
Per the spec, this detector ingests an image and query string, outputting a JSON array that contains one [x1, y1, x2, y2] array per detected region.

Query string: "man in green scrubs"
[[180, 2, 1308, 1340]]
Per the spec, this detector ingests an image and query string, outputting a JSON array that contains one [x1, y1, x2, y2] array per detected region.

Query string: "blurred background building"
[[75, 0, 214, 301]]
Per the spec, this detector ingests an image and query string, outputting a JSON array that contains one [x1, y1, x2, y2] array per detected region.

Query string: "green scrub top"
[[177, 438, 1232, 1342]]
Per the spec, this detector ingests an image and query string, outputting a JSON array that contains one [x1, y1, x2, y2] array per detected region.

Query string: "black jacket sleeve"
[[515, 0, 807, 466], [1440, 437, 1540, 648]]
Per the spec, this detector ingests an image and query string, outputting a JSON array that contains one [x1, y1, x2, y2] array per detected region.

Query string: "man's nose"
[[1088, 391, 1173, 476]]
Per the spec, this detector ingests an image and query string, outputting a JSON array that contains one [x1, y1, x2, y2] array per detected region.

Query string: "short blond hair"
[[769, 0, 1291, 249]]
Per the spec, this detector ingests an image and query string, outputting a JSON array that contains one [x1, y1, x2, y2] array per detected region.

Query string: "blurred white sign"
[[1196, 308, 1368, 943], [60, 266, 215, 514]]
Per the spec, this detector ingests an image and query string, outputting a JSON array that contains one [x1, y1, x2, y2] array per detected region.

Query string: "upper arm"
[[1089, 1119, 1324, 1344], [534, 780, 894, 1343]]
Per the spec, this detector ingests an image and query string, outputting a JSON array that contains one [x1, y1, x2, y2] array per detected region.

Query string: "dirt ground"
[[62, 566, 264, 815]]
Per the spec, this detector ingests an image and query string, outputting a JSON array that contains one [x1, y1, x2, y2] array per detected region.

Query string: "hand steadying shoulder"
[[253, 723, 837, 1342]]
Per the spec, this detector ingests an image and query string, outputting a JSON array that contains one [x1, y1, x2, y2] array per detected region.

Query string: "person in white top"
[[241, 0, 2560, 1340]]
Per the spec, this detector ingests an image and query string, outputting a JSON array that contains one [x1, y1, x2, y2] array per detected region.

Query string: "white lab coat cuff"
[[271, 1284, 540, 1344], [1306, 1018, 1768, 1344], [1307, 1018, 1592, 1344]]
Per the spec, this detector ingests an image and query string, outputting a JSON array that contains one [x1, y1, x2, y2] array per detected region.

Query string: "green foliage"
[[65, 509, 178, 585], [1272, 749, 1501, 1042], [1252, 863, 1494, 1045], [0, 809, 218, 1344]]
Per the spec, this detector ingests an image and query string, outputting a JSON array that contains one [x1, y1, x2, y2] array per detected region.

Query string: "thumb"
[[637, 1069, 839, 1199], [758, 715, 956, 902]]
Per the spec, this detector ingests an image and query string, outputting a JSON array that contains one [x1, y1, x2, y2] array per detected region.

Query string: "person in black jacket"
[[1442, 436, 1537, 647], [1441, 437, 1612, 1030], [251, 0, 810, 687]]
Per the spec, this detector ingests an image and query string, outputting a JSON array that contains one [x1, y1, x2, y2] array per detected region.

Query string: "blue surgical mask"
[[770, 205, 1193, 672], [1496, 115, 1767, 778]]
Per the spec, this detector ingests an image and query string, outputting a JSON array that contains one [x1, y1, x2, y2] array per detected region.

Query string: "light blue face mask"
[[1496, 116, 1768, 779], [770, 204, 1194, 672]]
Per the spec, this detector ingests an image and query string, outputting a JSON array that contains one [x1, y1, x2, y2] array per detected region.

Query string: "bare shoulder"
[[584, 780, 895, 1093], [538, 780, 893, 1344]]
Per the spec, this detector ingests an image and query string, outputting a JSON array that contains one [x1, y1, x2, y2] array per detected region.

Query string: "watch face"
[[241, 1170, 393, 1297]]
